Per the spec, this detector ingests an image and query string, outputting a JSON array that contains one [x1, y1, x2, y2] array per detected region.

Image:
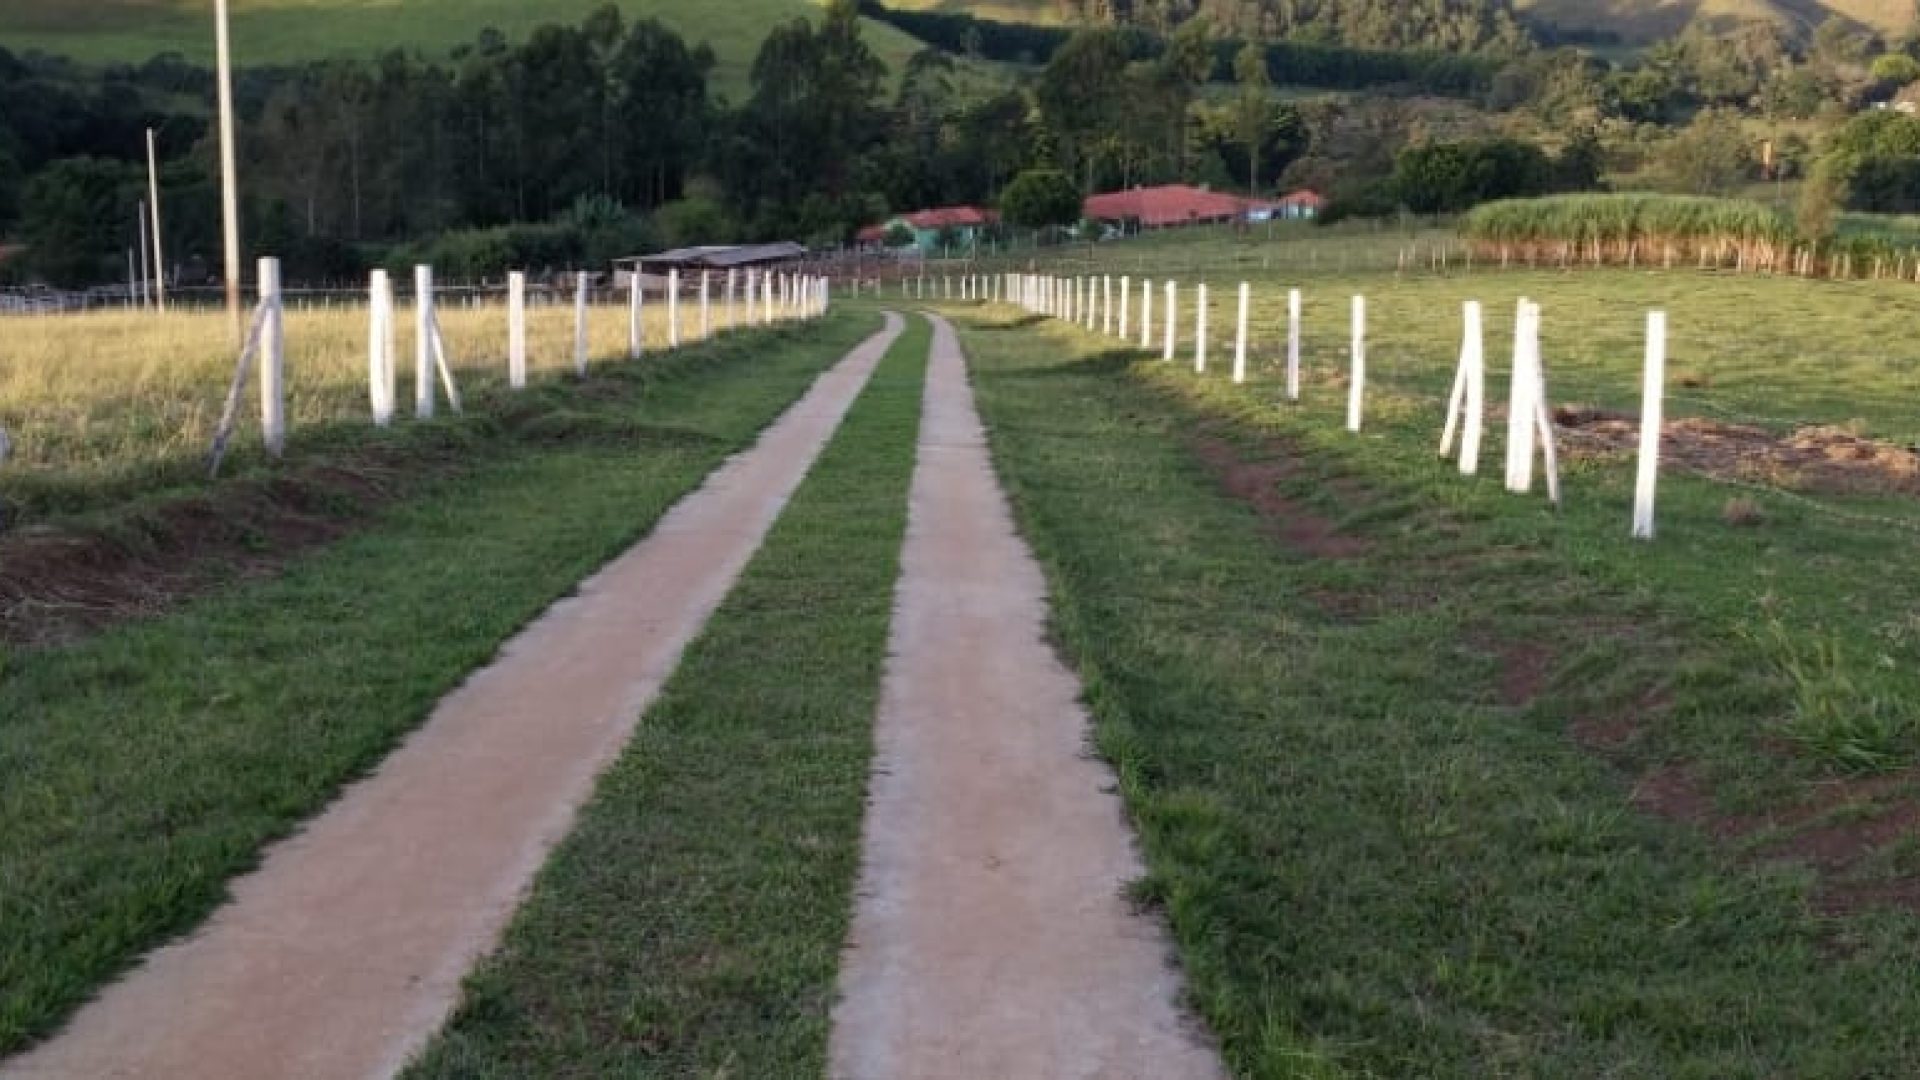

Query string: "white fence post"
[[1086, 277, 1097, 331], [700, 271, 711, 339], [1140, 279, 1152, 348], [1346, 295, 1365, 433], [415, 264, 435, 419], [726, 269, 737, 330], [1286, 288, 1302, 402], [625, 269, 642, 359], [369, 269, 394, 424], [1440, 300, 1483, 470], [259, 256, 285, 456], [1103, 275, 1113, 335], [1232, 282, 1250, 385], [1194, 283, 1209, 374], [668, 269, 681, 347], [510, 271, 529, 385], [1438, 300, 1485, 475], [1505, 299, 1538, 492], [1163, 281, 1176, 361], [573, 270, 589, 376], [1119, 274, 1131, 339], [1634, 311, 1666, 539]]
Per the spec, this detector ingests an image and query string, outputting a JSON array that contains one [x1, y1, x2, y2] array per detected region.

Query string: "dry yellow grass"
[[0, 291, 804, 510]]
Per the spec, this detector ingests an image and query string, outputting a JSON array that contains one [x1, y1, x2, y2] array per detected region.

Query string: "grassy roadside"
[[405, 314, 928, 1077], [951, 308, 1920, 1077], [0, 312, 880, 1056]]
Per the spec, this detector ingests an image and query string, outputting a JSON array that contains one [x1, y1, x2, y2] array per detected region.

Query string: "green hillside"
[[0, 0, 935, 95], [1515, 0, 1915, 42]]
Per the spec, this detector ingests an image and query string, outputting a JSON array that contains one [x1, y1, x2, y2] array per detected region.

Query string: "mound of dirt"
[[1553, 407, 1920, 498]]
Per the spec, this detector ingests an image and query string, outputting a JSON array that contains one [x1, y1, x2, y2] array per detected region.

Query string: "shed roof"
[[618, 242, 807, 269]]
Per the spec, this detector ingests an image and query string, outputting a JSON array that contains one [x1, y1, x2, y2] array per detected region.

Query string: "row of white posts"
[[210, 257, 829, 475], [997, 270, 1671, 541]]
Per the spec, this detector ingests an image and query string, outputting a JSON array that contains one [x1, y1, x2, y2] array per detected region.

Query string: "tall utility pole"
[[146, 127, 167, 311], [215, 0, 242, 337]]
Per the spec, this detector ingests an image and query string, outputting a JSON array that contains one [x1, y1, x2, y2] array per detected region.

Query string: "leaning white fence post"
[[1163, 281, 1177, 361], [415, 264, 435, 419], [1439, 301, 1485, 474], [668, 269, 681, 347], [1633, 311, 1666, 539], [509, 271, 529, 385], [1195, 284, 1210, 373], [1532, 314, 1562, 508], [573, 270, 589, 376], [1232, 282, 1250, 384], [1286, 288, 1302, 402], [1346, 295, 1366, 433], [259, 257, 285, 456], [1462, 301, 1486, 475]]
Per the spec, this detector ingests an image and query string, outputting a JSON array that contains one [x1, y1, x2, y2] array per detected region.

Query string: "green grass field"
[[0, 0, 935, 95], [0, 311, 878, 1055], [949, 250, 1920, 1071]]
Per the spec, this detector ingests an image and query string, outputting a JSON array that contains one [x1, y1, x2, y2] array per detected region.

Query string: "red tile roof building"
[[1083, 184, 1326, 227]]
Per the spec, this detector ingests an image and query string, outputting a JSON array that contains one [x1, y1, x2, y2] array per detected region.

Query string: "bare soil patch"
[[1188, 436, 1371, 559], [1555, 406, 1920, 498], [0, 451, 430, 649]]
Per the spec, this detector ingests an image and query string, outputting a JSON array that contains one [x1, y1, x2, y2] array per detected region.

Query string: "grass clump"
[[1748, 619, 1918, 772]]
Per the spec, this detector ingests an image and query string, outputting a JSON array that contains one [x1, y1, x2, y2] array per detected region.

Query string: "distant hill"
[[1514, 0, 1915, 43], [0, 0, 937, 94], [891, 0, 1917, 46]]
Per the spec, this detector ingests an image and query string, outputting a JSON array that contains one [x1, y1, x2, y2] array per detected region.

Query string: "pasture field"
[[935, 240, 1920, 1073], [0, 292, 797, 526], [0, 309, 880, 1055], [0, 0, 933, 95]]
